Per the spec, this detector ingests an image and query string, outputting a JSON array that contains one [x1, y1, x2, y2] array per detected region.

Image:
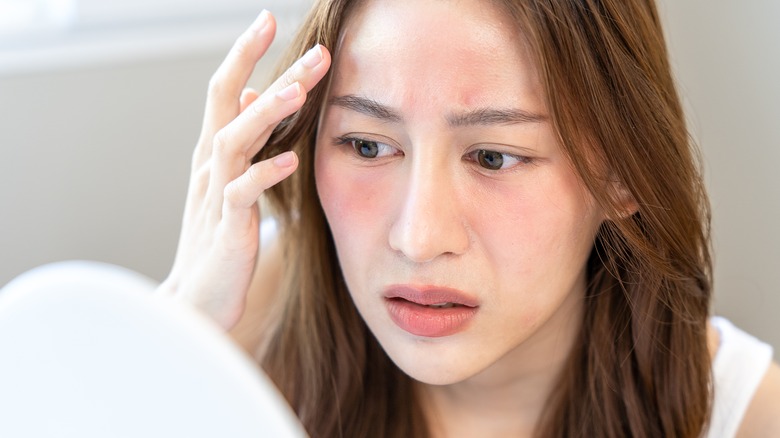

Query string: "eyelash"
[[334, 135, 399, 160], [464, 149, 534, 172], [333, 135, 534, 172]]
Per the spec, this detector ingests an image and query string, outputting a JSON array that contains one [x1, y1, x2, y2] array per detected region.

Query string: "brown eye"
[[477, 150, 504, 170], [354, 139, 379, 158]]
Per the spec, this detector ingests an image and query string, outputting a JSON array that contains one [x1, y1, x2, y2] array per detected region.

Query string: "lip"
[[383, 285, 479, 337]]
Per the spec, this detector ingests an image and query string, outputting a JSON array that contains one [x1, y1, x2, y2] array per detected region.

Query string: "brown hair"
[[254, 0, 712, 437]]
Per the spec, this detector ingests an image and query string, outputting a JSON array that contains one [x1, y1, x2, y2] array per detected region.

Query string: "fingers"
[[197, 10, 277, 163], [222, 151, 299, 230], [265, 44, 332, 98], [213, 44, 331, 165], [191, 9, 332, 222], [206, 81, 306, 204], [239, 88, 259, 113], [205, 45, 331, 207], [240, 45, 331, 161], [237, 45, 331, 161]]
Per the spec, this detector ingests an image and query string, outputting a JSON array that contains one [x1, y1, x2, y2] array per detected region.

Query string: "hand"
[[158, 10, 331, 329]]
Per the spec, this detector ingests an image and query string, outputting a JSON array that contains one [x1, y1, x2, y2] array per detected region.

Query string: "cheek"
[[314, 148, 391, 248], [472, 169, 599, 277]]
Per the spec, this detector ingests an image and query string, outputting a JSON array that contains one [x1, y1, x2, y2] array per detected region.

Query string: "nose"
[[388, 162, 470, 263]]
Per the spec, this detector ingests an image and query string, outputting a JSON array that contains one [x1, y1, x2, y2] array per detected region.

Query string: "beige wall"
[[0, 53, 216, 281], [1, 2, 778, 358], [658, 0, 780, 359], [0, 11, 295, 284]]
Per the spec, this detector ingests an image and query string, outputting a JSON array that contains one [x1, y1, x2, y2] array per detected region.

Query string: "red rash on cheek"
[[318, 160, 392, 227]]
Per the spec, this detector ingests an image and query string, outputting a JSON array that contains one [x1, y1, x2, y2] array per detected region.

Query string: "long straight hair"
[[254, 1, 713, 436]]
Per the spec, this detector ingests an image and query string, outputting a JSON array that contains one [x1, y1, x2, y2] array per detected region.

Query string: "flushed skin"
[[316, 0, 603, 399], [254, 0, 714, 436]]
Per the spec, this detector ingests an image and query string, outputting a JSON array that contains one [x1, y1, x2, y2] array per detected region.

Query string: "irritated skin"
[[314, 0, 604, 435]]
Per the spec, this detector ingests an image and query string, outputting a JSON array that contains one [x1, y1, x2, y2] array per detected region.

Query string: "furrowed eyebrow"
[[328, 95, 403, 123], [446, 108, 547, 127], [328, 94, 546, 127]]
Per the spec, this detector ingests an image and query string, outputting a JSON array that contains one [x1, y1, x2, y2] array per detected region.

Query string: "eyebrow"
[[328, 95, 402, 123], [446, 107, 546, 127], [328, 94, 546, 127]]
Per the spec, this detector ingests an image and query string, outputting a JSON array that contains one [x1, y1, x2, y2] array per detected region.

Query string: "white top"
[[707, 316, 774, 438]]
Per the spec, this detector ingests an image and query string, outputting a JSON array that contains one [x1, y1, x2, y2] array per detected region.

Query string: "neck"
[[418, 287, 583, 437]]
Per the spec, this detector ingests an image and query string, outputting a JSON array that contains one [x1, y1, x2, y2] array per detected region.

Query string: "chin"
[[381, 341, 486, 386], [399, 363, 471, 386]]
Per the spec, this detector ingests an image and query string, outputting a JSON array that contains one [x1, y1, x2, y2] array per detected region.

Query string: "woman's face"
[[315, 0, 604, 385]]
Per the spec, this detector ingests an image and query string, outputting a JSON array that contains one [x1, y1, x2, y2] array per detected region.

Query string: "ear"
[[608, 180, 639, 220]]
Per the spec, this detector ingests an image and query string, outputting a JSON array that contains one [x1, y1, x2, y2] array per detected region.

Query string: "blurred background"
[[0, 0, 778, 359]]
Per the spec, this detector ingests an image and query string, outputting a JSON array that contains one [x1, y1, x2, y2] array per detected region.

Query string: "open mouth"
[[383, 285, 479, 308], [384, 292, 479, 337], [425, 302, 457, 309], [388, 298, 466, 309]]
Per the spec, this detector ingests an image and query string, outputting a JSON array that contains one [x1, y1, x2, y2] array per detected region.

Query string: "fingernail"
[[276, 82, 301, 101], [301, 45, 323, 68], [251, 9, 270, 32], [273, 151, 296, 168]]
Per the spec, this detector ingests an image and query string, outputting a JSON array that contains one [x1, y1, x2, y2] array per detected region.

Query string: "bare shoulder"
[[228, 230, 286, 355], [737, 360, 780, 437]]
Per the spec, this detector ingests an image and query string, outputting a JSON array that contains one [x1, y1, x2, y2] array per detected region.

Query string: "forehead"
[[329, 0, 543, 113]]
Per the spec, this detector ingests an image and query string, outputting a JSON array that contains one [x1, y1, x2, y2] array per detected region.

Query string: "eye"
[[354, 139, 380, 158], [336, 136, 398, 159], [469, 149, 531, 171]]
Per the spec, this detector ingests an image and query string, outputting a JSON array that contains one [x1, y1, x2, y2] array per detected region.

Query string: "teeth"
[[428, 303, 456, 309]]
